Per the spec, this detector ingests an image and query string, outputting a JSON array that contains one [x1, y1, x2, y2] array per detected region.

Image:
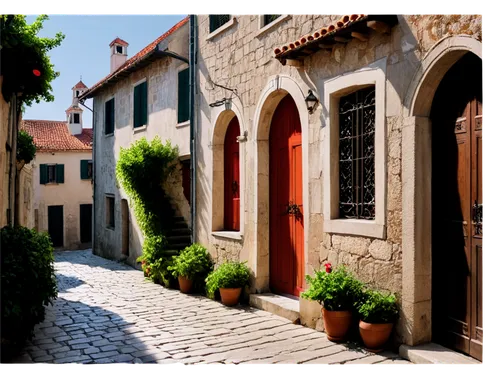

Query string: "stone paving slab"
[[11, 249, 409, 364]]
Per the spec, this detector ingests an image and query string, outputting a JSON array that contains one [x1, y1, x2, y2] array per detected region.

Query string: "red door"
[[269, 94, 304, 297], [224, 117, 240, 231]]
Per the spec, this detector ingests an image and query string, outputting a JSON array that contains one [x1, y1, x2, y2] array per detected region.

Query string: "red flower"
[[325, 263, 332, 273]]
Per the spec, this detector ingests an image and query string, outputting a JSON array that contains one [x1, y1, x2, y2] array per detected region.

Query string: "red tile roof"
[[273, 14, 367, 58], [72, 80, 88, 90], [82, 16, 189, 99], [65, 104, 83, 113], [109, 37, 129, 47], [22, 120, 93, 153]]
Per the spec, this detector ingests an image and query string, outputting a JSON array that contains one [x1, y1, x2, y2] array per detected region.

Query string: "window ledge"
[[206, 17, 237, 41], [176, 121, 190, 129], [104, 132, 114, 138], [324, 219, 386, 239], [211, 231, 243, 241], [106, 226, 115, 231], [133, 125, 147, 134], [256, 15, 292, 37]]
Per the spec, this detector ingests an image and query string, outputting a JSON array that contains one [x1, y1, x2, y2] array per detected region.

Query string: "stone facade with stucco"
[[193, 14, 482, 348]]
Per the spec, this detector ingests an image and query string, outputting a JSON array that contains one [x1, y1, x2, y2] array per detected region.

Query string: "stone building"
[[22, 80, 93, 249], [193, 15, 482, 361], [79, 17, 192, 264]]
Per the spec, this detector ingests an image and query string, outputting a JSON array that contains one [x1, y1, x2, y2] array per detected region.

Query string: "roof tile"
[[22, 120, 92, 152]]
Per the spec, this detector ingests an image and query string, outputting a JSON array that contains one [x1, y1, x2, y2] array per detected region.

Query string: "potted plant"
[[205, 261, 251, 306], [301, 264, 364, 342], [168, 243, 213, 294], [357, 289, 399, 352]]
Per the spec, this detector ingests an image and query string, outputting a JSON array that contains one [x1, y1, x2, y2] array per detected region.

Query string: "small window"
[[73, 113, 80, 124], [116, 45, 123, 54], [48, 165, 56, 183], [75, 90, 80, 97], [339, 86, 376, 220], [133, 81, 148, 128], [40, 164, 64, 184], [81, 160, 93, 180], [209, 15, 231, 33], [105, 98, 115, 135], [178, 68, 189, 124], [263, 15, 281, 26], [106, 195, 115, 229]]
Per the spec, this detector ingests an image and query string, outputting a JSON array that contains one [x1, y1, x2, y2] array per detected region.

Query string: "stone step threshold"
[[399, 343, 481, 364], [249, 293, 300, 323]]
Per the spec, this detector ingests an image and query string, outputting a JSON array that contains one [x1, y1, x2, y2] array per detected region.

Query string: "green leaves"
[[301, 265, 364, 311], [17, 129, 36, 164], [0, 225, 58, 349], [356, 289, 399, 324], [205, 261, 251, 299], [168, 243, 213, 281]]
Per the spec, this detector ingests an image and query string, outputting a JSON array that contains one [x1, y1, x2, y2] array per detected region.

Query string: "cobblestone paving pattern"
[[13, 250, 410, 364]]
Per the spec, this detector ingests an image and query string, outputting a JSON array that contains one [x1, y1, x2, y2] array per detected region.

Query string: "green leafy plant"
[[168, 243, 213, 282], [17, 129, 36, 165], [1, 225, 58, 359], [357, 289, 399, 324], [301, 264, 364, 311], [205, 261, 251, 299], [1, 15, 65, 107]]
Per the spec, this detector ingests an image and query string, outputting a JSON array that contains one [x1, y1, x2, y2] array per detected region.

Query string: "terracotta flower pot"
[[322, 308, 352, 342], [359, 321, 394, 352], [219, 287, 242, 306], [178, 276, 193, 294]]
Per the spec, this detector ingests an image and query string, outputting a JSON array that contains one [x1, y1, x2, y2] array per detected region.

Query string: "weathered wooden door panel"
[[48, 205, 64, 248], [224, 117, 240, 231], [270, 94, 303, 297]]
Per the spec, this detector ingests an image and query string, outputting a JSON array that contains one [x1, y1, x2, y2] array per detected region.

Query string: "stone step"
[[171, 228, 191, 236], [249, 293, 300, 323], [167, 243, 191, 251], [166, 235, 191, 244], [172, 221, 189, 229], [399, 343, 481, 364]]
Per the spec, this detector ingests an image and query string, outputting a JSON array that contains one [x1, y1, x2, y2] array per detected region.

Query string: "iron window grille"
[[338, 86, 376, 220], [209, 15, 231, 33], [263, 15, 281, 26]]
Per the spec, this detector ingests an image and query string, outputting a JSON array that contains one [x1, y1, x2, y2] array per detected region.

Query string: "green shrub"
[[0, 225, 58, 357], [205, 261, 251, 299], [357, 289, 399, 324], [168, 243, 213, 282], [17, 129, 36, 165], [301, 264, 364, 311]]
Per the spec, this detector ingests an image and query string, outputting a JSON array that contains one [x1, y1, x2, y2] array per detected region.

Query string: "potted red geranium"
[[301, 264, 364, 342]]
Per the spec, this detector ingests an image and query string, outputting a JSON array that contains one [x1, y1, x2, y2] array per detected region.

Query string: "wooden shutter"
[[110, 98, 115, 133], [141, 82, 148, 126], [40, 164, 48, 184], [56, 164, 64, 183], [81, 160, 88, 179], [134, 85, 141, 128], [178, 69, 189, 124]]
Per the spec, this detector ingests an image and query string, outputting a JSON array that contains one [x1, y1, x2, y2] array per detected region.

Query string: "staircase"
[[166, 215, 191, 251]]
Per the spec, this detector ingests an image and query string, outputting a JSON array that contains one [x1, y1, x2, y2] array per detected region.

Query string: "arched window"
[[223, 117, 240, 231]]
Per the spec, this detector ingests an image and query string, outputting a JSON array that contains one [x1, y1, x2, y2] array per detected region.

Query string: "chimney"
[[110, 37, 129, 73]]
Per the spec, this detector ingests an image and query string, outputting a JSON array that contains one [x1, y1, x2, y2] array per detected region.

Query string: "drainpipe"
[[189, 15, 197, 244]]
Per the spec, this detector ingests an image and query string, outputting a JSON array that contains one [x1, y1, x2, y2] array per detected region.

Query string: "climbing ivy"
[[17, 129, 36, 165], [116, 136, 179, 278]]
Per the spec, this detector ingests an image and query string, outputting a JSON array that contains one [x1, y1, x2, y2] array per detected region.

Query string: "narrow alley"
[[14, 250, 409, 364]]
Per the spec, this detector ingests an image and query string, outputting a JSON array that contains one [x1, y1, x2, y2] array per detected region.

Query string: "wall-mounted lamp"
[[305, 89, 319, 114], [225, 98, 232, 111], [236, 130, 248, 143]]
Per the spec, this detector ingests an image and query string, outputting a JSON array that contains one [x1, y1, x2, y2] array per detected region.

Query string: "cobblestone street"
[[13, 250, 409, 364]]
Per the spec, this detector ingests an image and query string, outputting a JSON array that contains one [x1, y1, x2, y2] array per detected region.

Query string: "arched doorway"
[[224, 117, 240, 231], [430, 52, 482, 361], [269, 94, 304, 297]]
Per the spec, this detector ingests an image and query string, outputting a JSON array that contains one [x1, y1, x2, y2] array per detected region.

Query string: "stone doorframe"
[[401, 35, 482, 346], [252, 75, 310, 292]]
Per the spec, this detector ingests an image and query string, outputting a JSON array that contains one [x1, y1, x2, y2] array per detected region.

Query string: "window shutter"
[[40, 164, 48, 184], [134, 85, 140, 128], [81, 160, 88, 179], [141, 82, 148, 126], [178, 69, 189, 123], [56, 164, 65, 183], [110, 98, 115, 133]]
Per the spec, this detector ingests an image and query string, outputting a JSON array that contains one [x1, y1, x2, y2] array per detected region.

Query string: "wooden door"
[[270, 94, 304, 297], [79, 204, 92, 244], [431, 53, 482, 361], [48, 205, 64, 248], [224, 117, 240, 231]]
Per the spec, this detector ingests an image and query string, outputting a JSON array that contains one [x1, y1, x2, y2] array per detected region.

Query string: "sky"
[[24, 15, 187, 128]]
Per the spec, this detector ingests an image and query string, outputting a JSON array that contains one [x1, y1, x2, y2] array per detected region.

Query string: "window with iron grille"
[[263, 15, 281, 26], [338, 86, 375, 220], [209, 15, 231, 33]]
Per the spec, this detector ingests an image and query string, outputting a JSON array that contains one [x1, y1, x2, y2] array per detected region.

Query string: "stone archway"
[[252, 75, 310, 293], [400, 36, 482, 346]]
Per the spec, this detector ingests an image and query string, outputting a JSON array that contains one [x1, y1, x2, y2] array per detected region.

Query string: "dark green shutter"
[[141, 82, 148, 126], [178, 69, 189, 123], [40, 164, 48, 184], [110, 98, 115, 133], [134, 85, 141, 128], [56, 164, 64, 183], [81, 160, 88, 179]]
